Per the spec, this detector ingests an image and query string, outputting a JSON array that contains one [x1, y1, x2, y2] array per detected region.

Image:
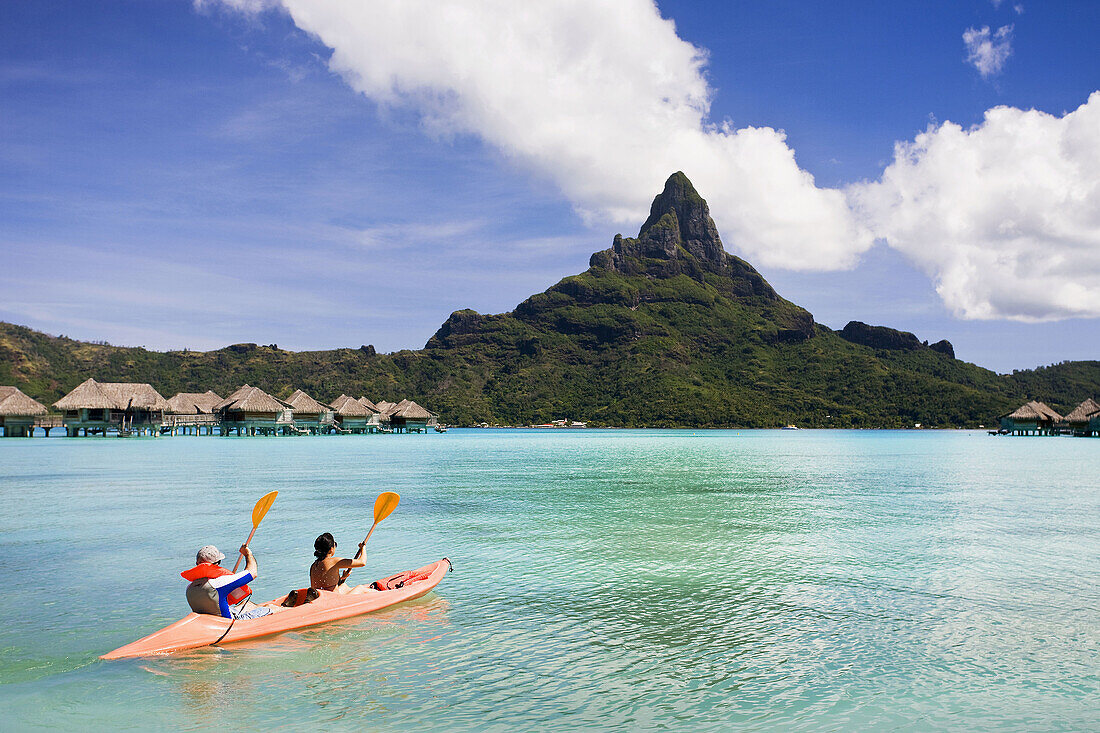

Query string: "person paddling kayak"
[[310, 533, 371, 594], [182, 544, 283, 619]]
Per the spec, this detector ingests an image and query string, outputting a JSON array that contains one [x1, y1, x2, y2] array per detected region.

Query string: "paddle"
[[339, 491, 400, 585], [232, 490, 279, 572]]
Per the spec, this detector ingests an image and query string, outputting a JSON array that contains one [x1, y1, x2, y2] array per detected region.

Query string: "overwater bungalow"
[[357, 397, 384, 432], [284, 389, 334, 434], [374, 400, 395, 427], [387, 399, 433, 433], [163, 391, 223, 435], [999, 400, 1063, 436], [330, 394, 371, 433], [1063, 398, 1100, 437], [214, 385, 292, 436], [0, 386, 47, 437], [53, 379, 170, 436], [166, 390, 222, 414]]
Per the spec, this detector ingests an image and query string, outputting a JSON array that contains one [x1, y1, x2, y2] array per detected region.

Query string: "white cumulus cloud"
[[963, 25, 1014, 78], [206, 0, 872, 271], [207, 1, 1100, 322], [850, 92, 1100, 321]]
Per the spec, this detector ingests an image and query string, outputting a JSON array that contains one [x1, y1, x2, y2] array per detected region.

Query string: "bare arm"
[[241, 544, 258, 579], [335, 542, 368, 569]]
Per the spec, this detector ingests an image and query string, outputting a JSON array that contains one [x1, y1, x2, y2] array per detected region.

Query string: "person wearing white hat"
[[180, 543, 276, 620]]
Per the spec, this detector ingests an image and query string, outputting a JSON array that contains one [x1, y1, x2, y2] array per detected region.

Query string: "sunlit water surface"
[[0, 429, 1097, 730]]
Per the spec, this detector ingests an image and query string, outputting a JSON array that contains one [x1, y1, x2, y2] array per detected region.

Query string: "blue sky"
[[1, 0, 1097, 372]]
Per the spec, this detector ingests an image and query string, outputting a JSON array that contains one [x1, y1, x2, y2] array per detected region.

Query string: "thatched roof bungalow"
[[1063, 398, 1099, 424], [387, 399, 433, 433], [1063, 398, 1100, 436], [331, 394, 368, 415], [54, 379, 169, 412], [162, 391, 223, 435], [285, 389, 334, 432], [330, 394, 373, 433], [214, 385, 292, 436], [1000, 400, 1063, 435], [285, 389, 329, 417], [53, 379, 169, 436], [373, 401, 396, 424], [214, 385, 288, 413], [166, 391, 223, 415], [357, 396, 384, 430], [0, 386, 48, 437], [0, 386, 47, 417]]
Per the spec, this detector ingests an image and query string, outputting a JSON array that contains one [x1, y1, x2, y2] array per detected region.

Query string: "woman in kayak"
[[310, 532, 370, 594]]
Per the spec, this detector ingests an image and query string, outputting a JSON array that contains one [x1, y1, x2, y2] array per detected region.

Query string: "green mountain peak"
[[638, 171, 724, 263], [582, 172, 799, 337], [591, 171, 726, 272]]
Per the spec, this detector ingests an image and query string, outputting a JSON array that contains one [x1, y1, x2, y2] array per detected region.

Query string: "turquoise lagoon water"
[[0, 429, 1097, 730]]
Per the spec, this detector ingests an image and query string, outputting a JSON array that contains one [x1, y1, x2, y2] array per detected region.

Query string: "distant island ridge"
[[2, 173, 1097, 428]]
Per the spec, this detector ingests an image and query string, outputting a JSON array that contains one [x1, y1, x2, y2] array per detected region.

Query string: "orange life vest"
[[181, 562, 252, 605]]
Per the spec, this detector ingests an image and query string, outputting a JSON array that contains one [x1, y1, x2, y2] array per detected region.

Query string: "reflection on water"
[[140, 595, 455, 729], [0, 430, 1098, 730]]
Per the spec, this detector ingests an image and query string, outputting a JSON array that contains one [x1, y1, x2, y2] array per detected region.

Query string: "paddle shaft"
[[232, 527, 258, 573], [339, 522, 378, 583]]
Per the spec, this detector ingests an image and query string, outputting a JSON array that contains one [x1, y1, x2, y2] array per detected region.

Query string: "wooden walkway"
[[161, 413, 219, 435], [162, 414, 220, 427]]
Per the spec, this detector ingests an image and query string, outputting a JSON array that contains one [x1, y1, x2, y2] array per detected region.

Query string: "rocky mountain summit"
[[589, 172, 784, 303]]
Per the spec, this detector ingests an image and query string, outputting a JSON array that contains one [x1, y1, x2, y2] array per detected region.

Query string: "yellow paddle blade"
[[251, 491, 278, 528], [373, 491, 400, 523]]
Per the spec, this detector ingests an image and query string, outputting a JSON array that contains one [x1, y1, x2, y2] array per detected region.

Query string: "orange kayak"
[[102, 558, 451, 659]]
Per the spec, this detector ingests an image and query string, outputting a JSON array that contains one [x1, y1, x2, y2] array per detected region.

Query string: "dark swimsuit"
[[310, 561, 339, 591]]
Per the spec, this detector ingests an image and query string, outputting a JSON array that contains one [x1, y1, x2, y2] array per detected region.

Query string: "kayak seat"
[[281, 588, 320, 607]]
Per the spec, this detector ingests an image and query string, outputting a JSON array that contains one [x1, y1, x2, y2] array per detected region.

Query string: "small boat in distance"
[[781, 425, 799, 430]]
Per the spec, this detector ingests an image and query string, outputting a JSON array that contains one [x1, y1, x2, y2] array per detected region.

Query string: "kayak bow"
[[102, 558, 450, 659]]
